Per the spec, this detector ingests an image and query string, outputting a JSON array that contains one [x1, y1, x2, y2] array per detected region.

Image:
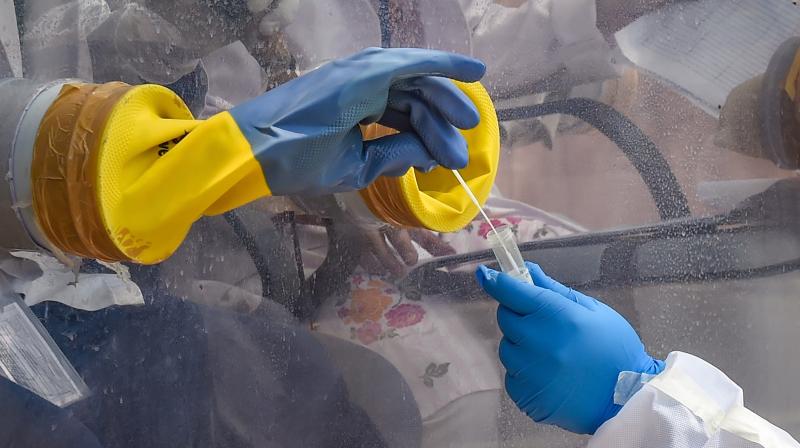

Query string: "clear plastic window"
[[1, 1, 799, 446]]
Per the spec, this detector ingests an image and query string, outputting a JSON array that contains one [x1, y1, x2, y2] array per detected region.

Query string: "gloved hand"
[[229, 47, 486, 196], [45, 48, 484, 265], [476, 262, 665, 435]]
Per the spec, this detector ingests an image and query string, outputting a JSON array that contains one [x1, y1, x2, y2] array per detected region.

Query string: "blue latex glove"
[[229, 47, 486, 196], [476, 262, 665, 435]]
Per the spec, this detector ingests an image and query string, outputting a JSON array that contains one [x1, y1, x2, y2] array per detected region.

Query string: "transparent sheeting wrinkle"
[[452, 170, 532, 283]]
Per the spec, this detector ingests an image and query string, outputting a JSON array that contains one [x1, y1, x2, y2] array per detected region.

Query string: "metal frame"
[[399, 178, 800, 297]]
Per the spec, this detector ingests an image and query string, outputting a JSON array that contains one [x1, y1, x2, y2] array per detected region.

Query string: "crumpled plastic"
[[1, 251, 144, 311]]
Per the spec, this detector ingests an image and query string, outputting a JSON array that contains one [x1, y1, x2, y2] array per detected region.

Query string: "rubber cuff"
[[32, 82, 268, 264], [359, 81, 500, 232]]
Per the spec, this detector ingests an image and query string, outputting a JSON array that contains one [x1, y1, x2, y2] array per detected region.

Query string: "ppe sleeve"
[[589, 352, 800, 448]]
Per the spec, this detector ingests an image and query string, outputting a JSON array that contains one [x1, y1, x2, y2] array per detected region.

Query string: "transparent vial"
[[486, 225, 533, 284]]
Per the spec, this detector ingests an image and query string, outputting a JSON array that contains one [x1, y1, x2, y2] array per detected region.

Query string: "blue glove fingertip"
[[476, 264, 499, 290], [461, 102, 481, 130], [451, 55, 487, 82], [448, 142, 469, 170], [524, 261, 546, 279], [526, 261, 567, 293], [428, 50, 486, 82]]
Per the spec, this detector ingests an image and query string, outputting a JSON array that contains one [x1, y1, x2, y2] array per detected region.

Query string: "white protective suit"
[[595, 352, 800, 447]]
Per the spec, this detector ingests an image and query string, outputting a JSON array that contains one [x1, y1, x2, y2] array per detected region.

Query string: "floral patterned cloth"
[[313, 196, 579, 420], [337, 280, 428, 344], [316, 271, 501, 418]]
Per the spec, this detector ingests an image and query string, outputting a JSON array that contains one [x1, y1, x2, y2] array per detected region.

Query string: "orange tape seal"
[[31, 82, 132, 261]]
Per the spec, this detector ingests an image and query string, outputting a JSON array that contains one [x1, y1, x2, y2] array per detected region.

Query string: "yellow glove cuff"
[[359, 81, 500, 232], [32, 82, 269, 264]]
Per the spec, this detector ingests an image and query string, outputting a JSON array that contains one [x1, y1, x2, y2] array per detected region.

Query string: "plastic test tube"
[[486, 225, 533, 284], [450, 170, 532, 284]]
